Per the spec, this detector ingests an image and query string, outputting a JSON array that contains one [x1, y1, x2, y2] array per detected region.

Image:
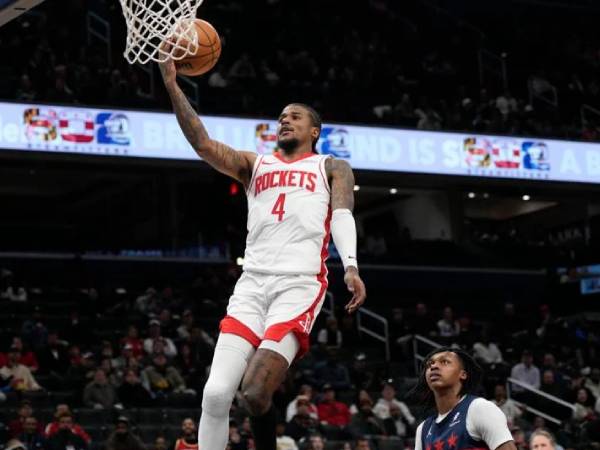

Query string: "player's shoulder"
[[324, 157, 352, 175], [467, 396, 504, 419]]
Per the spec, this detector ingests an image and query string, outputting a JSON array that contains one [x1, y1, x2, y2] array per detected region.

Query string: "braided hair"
[[407, 347, 483, 414]]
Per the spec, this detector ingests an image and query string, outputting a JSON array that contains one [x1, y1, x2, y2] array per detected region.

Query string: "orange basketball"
[[174, 19, 221, 77]]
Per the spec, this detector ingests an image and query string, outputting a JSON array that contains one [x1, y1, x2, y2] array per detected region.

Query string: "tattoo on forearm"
[[167, 84, 250, 184], [168, 85, 208, 150]]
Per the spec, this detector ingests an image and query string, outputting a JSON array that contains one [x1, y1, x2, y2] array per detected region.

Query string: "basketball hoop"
[[119, 0, 205, 64]]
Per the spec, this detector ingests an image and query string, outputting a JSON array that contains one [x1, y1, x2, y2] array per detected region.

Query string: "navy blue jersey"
[[421, 395, 490, 450]]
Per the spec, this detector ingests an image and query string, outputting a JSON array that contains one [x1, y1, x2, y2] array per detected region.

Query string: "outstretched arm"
[[158, 56, 256, 186], [326, 158, 366, 313]]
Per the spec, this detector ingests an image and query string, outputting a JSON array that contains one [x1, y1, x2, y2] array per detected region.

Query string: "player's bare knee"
[[202, 381, 234, 416], [242, 385, 270, 416]]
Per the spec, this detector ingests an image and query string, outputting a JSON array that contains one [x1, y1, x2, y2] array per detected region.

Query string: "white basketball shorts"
[[219, 270, 328, 360]]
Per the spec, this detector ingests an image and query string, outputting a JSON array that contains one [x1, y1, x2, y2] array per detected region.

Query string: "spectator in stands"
[[44, 404, 91, 444], [473, 330, 504, 365], [38, 331, 69, 375], [188, 325, 216, 366], [491, 384, 523, 424], [118, 369, 151, 407], [350, 390, 374, 415], [584, 368, 600, 400], [317, 384, 351, 438], [511, 350, 540, 394], [112, 343, 135, 373], [349, 397, 387, 438], [410, 303, 436, 337], [529, 429, 557, 450], [66, 351, 96, 387], [63, 311, 88, 347], [157, 308, 176, 337], [306, 434, 325, 450], [0, 344, 42, 392], [4, 439, 26, 450], [83, 368, 118, 409], [8, 401, 43, 438], [176, 309, 196, 340], [175, 342, 204, 391], [0, 337, 39, 372], [285, 402, 321, 442], [17, 416, 46, 450], [389, 308, 411, 359], [349, 352, 378, 392], [275, 422, 298, 450], [152, 436, 168, 450], [21, 307, 48, 351], [437, 306, 460, 340], [572, 388, 595, 425], [540, 370, 566, 399], [99, 358, 120, 387], [313, 349, 352, 390], [141, 353, 189, 398], [511, 426, 527, 450], [144, 319, 177, 358], [353, 437, 373, 450], [104, 416, 145, 450], [135, 287, 160, 317], [539, 371, 569, 421], [497, 302, 526, 346], [317, 316, 342, 350], [286, 385, 318, 422], [541, 353, 565, 387], [373, 380, 415, 437], [172, 418, 198, 450], [46, 412, 88, 450], [121, 325, 144, 359]]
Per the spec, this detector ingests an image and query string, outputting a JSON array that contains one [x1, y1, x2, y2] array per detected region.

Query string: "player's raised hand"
[[343, 266, 366, 314], [158, 41, 177, 85]]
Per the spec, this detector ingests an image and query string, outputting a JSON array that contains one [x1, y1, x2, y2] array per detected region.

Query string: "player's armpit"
[[495, 441, 517, 450], [326, 158, 355, 211]]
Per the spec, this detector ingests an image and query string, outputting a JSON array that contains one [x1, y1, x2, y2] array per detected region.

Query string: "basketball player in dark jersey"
[[411, 348, 516, 450]]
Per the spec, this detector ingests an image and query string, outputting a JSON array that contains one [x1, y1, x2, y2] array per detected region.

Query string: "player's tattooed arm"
[[158, 57, 256, 186], [326, 158, 366, 314], [326, 158, 355, 211]]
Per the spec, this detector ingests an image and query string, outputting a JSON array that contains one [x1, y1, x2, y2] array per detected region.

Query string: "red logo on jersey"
[[255, 170, 317, 195]]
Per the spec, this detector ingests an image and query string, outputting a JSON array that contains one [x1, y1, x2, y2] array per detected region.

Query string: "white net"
[[119, 0, 205, 64]]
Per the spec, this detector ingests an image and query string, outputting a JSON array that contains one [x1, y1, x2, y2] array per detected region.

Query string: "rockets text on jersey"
[[243, 152, 332, 276]]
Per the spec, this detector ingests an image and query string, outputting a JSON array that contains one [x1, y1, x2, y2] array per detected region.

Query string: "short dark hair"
[[288, 103, 322, 152], [407, 347, 483, 413]]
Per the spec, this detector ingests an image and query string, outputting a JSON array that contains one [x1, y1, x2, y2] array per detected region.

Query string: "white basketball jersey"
[[243, 152, 332, 276]]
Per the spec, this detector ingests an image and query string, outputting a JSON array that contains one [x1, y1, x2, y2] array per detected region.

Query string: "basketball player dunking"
[[159, 57, 366, 450], [411, 348, 517, 450]]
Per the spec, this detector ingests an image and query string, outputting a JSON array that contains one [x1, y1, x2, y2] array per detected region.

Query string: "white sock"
[[198, 333, 255, 450]]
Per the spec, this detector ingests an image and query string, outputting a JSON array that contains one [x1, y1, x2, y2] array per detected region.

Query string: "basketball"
[[173, 19, 221, 77]]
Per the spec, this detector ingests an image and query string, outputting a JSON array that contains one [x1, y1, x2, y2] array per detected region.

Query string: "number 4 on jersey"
[[271, 193, 286, 222]]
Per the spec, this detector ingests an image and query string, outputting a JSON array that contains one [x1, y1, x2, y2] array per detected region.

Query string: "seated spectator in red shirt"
[[46, 412, 88, 450], [120, 325, 144, 359], [317, 384, 351, 439], [0, 337, 39, 372], [8, 400, 44, 438], [44, 404, 91, 444]]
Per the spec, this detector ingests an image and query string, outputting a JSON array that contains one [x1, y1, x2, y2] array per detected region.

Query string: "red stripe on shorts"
[[219, 315, 261, 347], [263, 206, 332, 359]]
